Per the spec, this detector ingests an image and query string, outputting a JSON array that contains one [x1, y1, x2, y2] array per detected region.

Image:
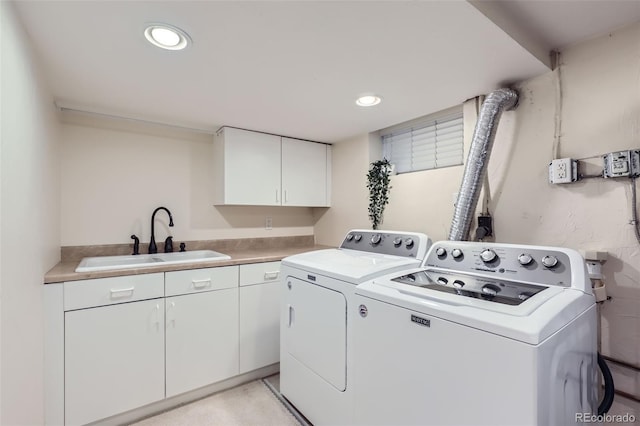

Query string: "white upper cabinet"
[[214, 127, 331, 207]]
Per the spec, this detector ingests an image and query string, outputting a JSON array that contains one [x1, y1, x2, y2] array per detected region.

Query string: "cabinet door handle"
[[284, 189, 288, 203], [275, 189, 280, 203], [110, 287, 135, 298], [153, 303, 161, 329], [264, 271, 279, 280], [166, 301, 176, 328], [191, 278, 211, 289], [287, 304, 294, 327]]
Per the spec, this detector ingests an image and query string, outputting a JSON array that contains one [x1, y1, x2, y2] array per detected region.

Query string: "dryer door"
[[284, 277, 347, 391]]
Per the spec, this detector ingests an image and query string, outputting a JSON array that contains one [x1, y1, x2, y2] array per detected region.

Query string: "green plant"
[[366, 158, 393, 230]]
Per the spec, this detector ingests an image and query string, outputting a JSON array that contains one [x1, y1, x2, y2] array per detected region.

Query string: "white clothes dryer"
[[353, 241, 598, 426], [280, 229, 432, 426]]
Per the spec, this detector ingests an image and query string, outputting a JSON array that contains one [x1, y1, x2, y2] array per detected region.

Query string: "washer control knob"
[[518, 292, 534, 301], [541, 255, 559, 268], [354, 234, 362, 242], [405, 238, 414, 248], [435, 247, 447, 257], [451, 248, 463, 259], [437, 277, 448, 285], [480, 249, 498, 263], [452, 280, 465, 289], [481, 284, 500, 297], [393, 237, 403, 247], [518, 253, 534, 266], [346, 234, 354, 242], [371, 234, 382, 245]]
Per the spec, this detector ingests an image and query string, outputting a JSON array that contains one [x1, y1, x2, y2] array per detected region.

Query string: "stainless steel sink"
[[75, 250, 231, 272]]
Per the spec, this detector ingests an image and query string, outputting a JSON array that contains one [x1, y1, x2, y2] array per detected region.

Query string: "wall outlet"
[[265, 217, 272, 230], [603, 150, 640, 178], [548, 158, 578, 184]]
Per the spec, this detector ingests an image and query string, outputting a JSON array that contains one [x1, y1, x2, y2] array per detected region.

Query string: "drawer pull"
[[192, 278, 212, 289], [264, 271, 280, 280], [110, 287, 135, 298]]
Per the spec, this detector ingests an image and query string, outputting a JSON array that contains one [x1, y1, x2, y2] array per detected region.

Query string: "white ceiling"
[[12, 1, 640, 143]]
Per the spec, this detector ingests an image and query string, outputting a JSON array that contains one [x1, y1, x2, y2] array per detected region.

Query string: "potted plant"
[[366, 158, 393, 230]]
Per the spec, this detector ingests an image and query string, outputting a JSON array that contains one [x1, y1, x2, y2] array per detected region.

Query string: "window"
[[381, 106, 464, 174]]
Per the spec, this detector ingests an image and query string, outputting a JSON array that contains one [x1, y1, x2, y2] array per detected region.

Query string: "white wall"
[[320, 21, 640, 411], [60, 115, 315, 246], [0, 2, 61, 424]]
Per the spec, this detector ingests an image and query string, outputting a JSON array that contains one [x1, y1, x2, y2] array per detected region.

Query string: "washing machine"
[[280, 229, 432, 426], [353, 240, 598, 426]]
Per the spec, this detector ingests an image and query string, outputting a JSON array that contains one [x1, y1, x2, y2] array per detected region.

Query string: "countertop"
[[44, 244, 331, 284]]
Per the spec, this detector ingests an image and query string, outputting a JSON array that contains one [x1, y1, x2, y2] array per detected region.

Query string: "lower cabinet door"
[[239, 282, 281, 373], [65, 299, 165, 426], [165, 288, 239, 397]]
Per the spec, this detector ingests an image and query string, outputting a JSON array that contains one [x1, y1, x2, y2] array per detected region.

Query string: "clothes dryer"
[[280, 229, 431, 425]]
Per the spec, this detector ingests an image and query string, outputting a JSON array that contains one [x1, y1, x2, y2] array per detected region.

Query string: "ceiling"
[[12, 1, 640, 143]]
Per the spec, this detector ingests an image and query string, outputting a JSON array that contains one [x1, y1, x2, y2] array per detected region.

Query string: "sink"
[[75, 250, 231, 272]]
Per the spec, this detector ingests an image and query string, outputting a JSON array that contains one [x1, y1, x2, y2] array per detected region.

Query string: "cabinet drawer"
[[64, 273, 164, 311], [239, 261, 281, 287], [165, 266, 239, 296]]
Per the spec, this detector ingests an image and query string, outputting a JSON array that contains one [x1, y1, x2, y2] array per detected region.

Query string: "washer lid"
[[282, 248, 422, 284], [357, 268, 595, 344]]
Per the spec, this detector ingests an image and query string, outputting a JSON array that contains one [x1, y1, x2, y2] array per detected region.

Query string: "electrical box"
[[603, 150, 640, 178], [548, 158, 578, 184]]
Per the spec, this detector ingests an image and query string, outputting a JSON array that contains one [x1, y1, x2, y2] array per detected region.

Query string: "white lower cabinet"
[[239, 261, 281, 373], [65, 298, 165, 426], [165, 289, 239, 397], [48, 262, 280, 425]]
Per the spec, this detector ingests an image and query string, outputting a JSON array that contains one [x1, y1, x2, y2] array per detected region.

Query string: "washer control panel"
[[340, 229, 431, 260], [423, 241, 575, 288]]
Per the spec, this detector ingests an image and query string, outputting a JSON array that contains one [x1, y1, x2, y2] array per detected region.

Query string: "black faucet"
[[131, 234, 140, 255], [149, 207, 174, 254]]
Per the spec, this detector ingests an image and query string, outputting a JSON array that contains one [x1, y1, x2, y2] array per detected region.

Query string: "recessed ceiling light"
[[356, 95, 382, 107], [144, 24, 191, 50]]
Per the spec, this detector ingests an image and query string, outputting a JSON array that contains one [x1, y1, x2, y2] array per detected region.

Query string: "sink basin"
[[75, 250, 231, 272]]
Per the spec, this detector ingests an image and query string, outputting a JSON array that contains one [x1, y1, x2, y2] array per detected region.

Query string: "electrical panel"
[[548, 158, 578, 184], [603, 150, 640, 178]]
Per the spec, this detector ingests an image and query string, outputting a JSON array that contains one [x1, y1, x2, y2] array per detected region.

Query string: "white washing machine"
[[280, 229, 432, 426], [353, 241, 598, 426]]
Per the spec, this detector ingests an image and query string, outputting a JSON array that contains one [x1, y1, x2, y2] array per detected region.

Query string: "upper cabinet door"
[[281, 137, 330, 207], [214, 127, 281, 206]]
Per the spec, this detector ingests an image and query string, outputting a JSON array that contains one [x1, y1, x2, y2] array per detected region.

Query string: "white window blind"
[[381, 107, 464, 174]]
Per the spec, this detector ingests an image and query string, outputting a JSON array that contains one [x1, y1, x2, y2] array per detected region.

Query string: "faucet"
[[149, 207, 174, 254]]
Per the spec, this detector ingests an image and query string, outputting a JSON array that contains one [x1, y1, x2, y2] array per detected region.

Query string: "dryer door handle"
[[287, 304, 295, 327]]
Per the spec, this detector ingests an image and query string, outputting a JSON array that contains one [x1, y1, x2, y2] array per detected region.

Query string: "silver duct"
[[448, 88, 519, 241]]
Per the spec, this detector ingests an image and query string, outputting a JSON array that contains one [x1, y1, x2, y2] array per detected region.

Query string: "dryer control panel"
[[422, 241, 585, 290], [340, 229, 431, 260]]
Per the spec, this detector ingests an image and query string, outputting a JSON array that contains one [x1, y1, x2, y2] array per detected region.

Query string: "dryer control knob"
[[480, 249, 498, 263], [437, 277, 448, 285], [541, 255, 559, 268], [346, 234, 354, 242], [405, 238, 414, 248], [451, 248, 463, 259], [371, 234, 382, 245], [518, 253, 534, 266], [435, 247, 447, 257], [393, 237, 403, 247], [354, 234, 362, 242], [452, 280, 465, 289]]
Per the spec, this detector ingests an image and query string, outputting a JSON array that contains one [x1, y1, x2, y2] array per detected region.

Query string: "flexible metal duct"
[[448, 88, 519, 241]]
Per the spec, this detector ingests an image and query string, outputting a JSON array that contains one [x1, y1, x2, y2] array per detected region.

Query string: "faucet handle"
[[131, 234, 140, 255], [164, 236, 174, 253], [179, 242, 186, 252]]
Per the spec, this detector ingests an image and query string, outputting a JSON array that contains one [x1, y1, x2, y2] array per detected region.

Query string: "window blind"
[[381, 107, 464, 174]]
